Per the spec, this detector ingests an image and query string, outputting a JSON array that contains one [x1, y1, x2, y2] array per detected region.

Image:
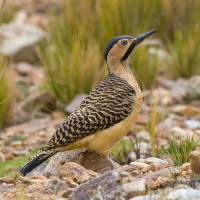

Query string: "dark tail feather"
[[20, 148, 57, 176]]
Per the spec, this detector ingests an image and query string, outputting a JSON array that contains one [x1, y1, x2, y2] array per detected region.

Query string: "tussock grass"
[[166, 30, 200, 78], [0, 57, 15, 129], [162, 0, 200, 78], [39, 37, 104, 104], [162, 135, 198, 167], [0, 1, 18, 24]]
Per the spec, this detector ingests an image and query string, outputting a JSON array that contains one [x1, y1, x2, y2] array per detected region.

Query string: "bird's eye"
[[121, 40, 128, 46]]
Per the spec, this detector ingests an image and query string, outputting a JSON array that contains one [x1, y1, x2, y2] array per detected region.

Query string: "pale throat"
[[107, 59, 137, 88]]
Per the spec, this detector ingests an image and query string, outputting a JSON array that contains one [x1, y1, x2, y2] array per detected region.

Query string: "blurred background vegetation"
[[39, 0, 200, 105], [1, 0, 200, 125]]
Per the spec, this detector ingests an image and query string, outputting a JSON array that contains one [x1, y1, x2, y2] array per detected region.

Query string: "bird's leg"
[[107, 155, 116, 169]]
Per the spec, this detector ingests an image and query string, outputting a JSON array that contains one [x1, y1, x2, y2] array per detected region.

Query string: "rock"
[[129, 152, 137, 162], [14, 10, 49, 30], [15, 62, 33, 75], [18, 175, 48, 184], [129, 194, 158, 200], [117, 165, 140, 181], [165, 188, 200, 200], [0, 21, 45, 62], [60, 188, 74, 198], [14, 62, 45, 86], [184, 119, 200, 129], [136, 131, 151, 143], [171, 105, 200, 117], [156, 116, 181, 141], [43, 148, 112, 177], [17, 91, 56, 112], [0, 117, 65, 160], [122, 178, 147, 198], [130, 188, 200, 200], [58, 162, 97, 184], [160, 78, 188, 101], [3, 117, 64, 137], [171, 127, 194, 139], [180, 163, 191, 176], [11, 0, 60, 15], [190, 150, 200, 175], [0, 152, 5, 161], [132, 142, 151, 155], [0, 177, 15, 184], [132, 157, 169, 171], [145, 167, 180, 190], [65, 94, 87, 113], [70, 171, 119, 200], [135, 114, 150, 125], [185, 76, 200, 100], [149, 88, 174, 105], [148, 45, 170, 61], [130, 162, 150, 171]]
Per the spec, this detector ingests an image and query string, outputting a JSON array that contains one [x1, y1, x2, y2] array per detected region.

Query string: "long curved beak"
[[121, 29, 157, 61]]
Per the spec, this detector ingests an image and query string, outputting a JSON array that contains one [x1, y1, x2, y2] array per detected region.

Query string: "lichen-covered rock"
[[70, 171, 119, 200]]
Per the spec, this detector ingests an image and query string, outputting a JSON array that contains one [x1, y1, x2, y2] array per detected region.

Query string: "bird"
[[20, 29, 157, 176]]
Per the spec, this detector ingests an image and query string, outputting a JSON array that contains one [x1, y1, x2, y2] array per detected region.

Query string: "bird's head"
[[104, 30, 157, 72]]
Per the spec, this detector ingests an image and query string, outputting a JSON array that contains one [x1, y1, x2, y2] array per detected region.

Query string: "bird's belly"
[[87, 108, 140, 155]]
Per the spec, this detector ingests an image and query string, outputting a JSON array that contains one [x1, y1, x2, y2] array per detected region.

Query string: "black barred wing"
[[47, 73, 136, 147]]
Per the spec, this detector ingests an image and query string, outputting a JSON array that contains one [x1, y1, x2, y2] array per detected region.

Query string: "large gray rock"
[[0, 22, 45, 62], [70, 171, 119, 200], [165, 188, 200, 200]]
